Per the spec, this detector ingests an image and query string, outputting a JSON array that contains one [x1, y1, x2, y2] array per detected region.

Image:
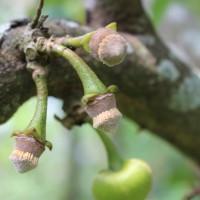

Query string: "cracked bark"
[[1, 0, 200, 165]]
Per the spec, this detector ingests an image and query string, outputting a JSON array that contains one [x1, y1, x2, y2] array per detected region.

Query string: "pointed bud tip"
[[9, 150, 38, 173]]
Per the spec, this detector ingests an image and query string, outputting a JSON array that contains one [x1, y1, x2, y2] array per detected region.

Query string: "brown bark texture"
[[0, 0, 200, 164]]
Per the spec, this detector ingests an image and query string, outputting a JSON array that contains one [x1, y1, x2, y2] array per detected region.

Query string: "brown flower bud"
[[89, 28, 127, 66], [9, 135, 45, 173], [85, 93, 122, 133]]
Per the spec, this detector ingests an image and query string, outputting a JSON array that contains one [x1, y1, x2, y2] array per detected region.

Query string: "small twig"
[[36, 15, 48, 28], [183, 186, 200, 200], [30, 0, 44, 29]]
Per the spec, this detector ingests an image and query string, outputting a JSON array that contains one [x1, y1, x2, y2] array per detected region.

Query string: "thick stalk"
[[26, 67, 48, 140], [58, 36, 84, 48], [51, 44, 107, 95], [96, 130, 123, 171]]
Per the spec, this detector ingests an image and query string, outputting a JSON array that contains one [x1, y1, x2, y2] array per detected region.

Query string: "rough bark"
[[1, 0, 200, 164]]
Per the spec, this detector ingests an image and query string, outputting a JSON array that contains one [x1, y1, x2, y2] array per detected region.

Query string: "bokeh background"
[[0, 0, 200, 199]]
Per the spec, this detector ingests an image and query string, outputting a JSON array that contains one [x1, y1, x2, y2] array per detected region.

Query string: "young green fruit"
[[92, 159, 152, 200]]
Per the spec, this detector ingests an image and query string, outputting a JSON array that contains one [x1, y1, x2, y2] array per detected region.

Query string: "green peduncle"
[[96, 130, 123, 171], [51, 44, 107, 95]]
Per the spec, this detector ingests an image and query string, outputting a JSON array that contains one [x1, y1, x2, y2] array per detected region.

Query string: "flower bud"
[[89, 28, 127, 66], [9, 135, 45, 173], [85, 93, 122, 133]]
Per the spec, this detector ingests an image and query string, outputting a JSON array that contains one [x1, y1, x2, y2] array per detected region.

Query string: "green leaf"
[[182, 0, 200, 19], [151, 0, 172, 26]]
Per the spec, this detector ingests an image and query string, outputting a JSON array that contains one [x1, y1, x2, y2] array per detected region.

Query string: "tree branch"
[[89, 0, 153, 34], [0, 13, 200, 165]]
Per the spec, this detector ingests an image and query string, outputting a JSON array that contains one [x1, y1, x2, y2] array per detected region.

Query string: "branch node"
[[24, 42, 38, 61]]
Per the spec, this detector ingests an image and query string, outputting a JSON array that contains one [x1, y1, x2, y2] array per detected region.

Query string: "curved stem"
[[26, 67, 48, 140], [96, 129, 123, 171], [58, 36, 84, 48], [51, 44, 107, 95], [57, 32, 93, 53]]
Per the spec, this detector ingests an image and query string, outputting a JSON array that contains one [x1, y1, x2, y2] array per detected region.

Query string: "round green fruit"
[[92, 159, 152, 200]]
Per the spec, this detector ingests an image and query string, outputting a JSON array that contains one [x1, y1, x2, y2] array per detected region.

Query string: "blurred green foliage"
[[151, 0, 200, 26], [29, 0, 86, 23], [183, 0, 200, 19], [1, 98, 198, 200], [151, 0, 172, 25], [0, 0, 200, 200]]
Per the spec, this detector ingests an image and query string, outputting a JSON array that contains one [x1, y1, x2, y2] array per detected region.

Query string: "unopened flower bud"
[[9, 135, 45, 173], [89, 28, 127, 66], [85, 93, 122, 133]]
